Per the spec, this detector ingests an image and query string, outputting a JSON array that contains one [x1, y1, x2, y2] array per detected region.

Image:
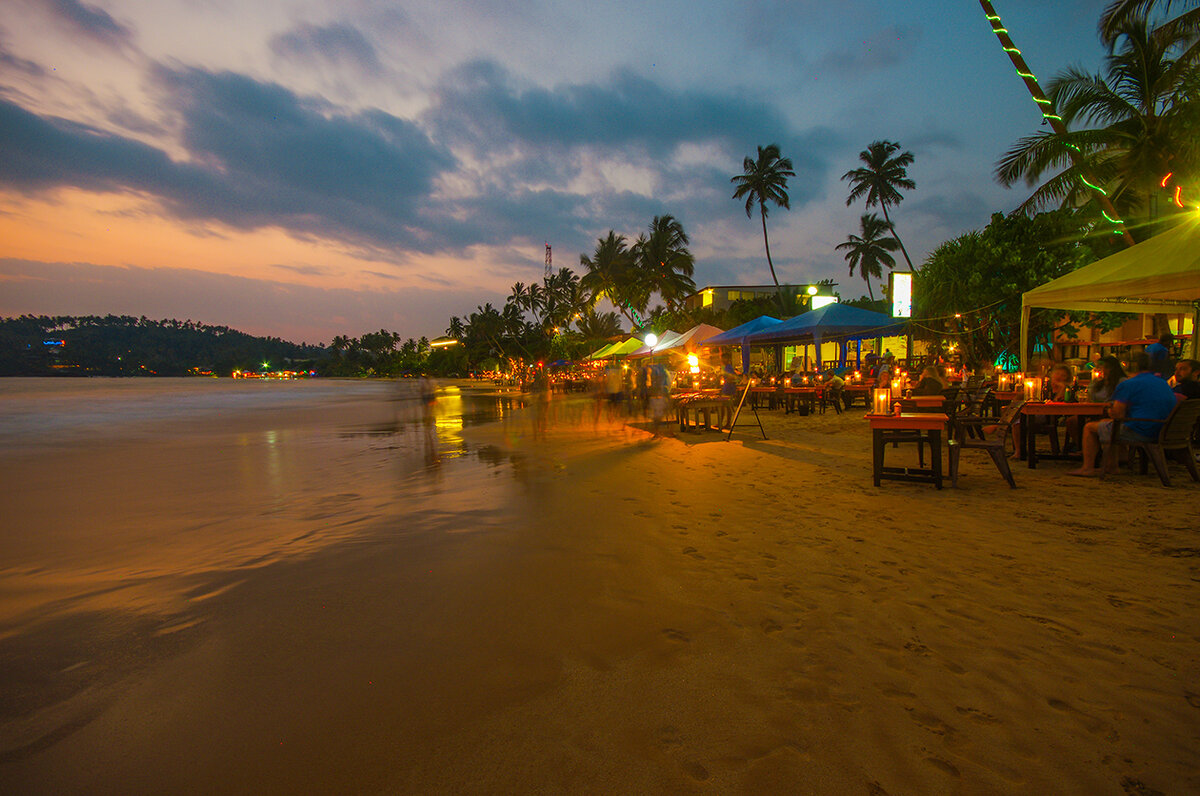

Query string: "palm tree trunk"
[[880, 204, 916, 271], [866, 277, 875, 302], [760, 203, 787, 315]]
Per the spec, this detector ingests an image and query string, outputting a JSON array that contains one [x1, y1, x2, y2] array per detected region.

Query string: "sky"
[[0, 0, 1115, 344]]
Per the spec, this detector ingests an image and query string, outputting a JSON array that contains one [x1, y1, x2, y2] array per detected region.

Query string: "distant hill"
[[0, 315, 327, 377]]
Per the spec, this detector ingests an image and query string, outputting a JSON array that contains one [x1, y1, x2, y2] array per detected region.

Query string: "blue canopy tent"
[[703, 316, 782, 373], [744, 304, 904, 370]]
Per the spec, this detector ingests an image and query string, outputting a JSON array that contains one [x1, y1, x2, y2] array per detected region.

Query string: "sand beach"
[[0, 378, 1196, 794]]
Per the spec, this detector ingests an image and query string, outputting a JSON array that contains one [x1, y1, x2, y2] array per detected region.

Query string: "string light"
[[978, 0, 1134, 245]]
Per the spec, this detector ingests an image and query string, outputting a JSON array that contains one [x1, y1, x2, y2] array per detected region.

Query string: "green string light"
[[1080, 175, 1108, 196], [1017, 69, 1035, 79], [1034, 97, 1051, 105], [1003, 46, 1022, 54], [1100, 210, 1125, 225]]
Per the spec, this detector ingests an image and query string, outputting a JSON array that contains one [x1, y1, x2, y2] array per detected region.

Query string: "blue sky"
[[0, 0, 1113, 342]]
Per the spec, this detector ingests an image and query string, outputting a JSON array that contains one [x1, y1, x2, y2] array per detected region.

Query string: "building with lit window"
[[684, 284, 837, 313]]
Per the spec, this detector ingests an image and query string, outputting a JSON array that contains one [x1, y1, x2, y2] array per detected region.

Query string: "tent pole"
[[1191, 300, 1200, 360], [1019, 304, 1031, 371]]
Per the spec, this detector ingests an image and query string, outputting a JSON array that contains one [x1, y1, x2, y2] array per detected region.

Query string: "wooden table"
[[867, 413, 949, 489], [1019, 401, 1108, 468], [844, 385, 870, 408], [674, 393, 732, 431], [782, 387, 818, 415]]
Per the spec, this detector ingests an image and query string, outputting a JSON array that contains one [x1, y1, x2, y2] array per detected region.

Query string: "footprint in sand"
[[735, 572, 758, 581], [761, 618, 782, 634], [955, 706, 1000, 724], [681, 547, 705, 560], [681, 761, 709, 781], [662, 628, 690, 643], [925, 757, 961, 777]]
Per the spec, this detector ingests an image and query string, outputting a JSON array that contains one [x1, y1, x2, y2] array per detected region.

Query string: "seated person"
[[1146, 332, 1174, 378], [1087, 356, 1126, 402], [1069, 353, 1179, 476], [1174, 359, 1200, 400], [912, 365, 947, 396], [1046, 364, 1074, 401]]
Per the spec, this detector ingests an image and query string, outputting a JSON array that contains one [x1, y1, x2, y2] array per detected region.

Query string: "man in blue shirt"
[[1068, 353, 1178, 477]]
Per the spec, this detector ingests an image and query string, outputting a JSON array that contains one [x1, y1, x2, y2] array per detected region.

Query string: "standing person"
[[604, 363, 624, 422], [648, 361, 672, 437], [1146, 332, 1175, 378], [1068, 353, 1179, 477]]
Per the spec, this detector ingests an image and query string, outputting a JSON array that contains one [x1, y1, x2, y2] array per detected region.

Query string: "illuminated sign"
[[890, 272, 913, 318], [811, 295, 838, 310]]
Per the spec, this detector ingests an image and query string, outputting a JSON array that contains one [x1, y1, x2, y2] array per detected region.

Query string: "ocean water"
[[0, 377, 538, 623]]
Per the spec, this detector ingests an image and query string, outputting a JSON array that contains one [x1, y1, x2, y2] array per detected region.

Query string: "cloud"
[[270, 22, 383, 77], [271, 263, 331, 276], [428, 60, 795, 156], [814, 25, 920, 78], [0, 68, 457, 253], [37, 0, 134, 50]]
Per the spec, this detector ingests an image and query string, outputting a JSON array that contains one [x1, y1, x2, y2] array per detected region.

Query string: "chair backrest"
[[987, 397, 1028, 439], [1161, 399, 1200, 446]]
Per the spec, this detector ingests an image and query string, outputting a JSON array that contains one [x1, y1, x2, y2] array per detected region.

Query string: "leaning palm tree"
[[836, 214, 900, 302], [731, 144, 794, 312], [996, 16, 1198, 227], [842, 141, 917, 270], [632, 215, 696, 311], [580, 231, 646, 327]]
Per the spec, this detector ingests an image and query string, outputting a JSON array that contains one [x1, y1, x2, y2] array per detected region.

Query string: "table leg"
[[872, 429, 883, 487], [930, 429, 942, 489], [1026, 415, 1039, 469]]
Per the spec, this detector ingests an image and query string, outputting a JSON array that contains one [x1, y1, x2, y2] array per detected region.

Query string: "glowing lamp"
[[687, 353, 699, 374], [872, 387, 893, 416], [644, 333, 658, 347], [806, 285, 818, 296], [998, 373, 1011, 391]]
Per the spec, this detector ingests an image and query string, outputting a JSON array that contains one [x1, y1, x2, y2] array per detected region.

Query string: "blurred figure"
[[1088, 356, 1127, 402], [1173, 359, 1200, 399]]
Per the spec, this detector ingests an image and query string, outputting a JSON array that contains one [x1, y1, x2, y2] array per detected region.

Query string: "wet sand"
[[1, 379, 1197, 794]]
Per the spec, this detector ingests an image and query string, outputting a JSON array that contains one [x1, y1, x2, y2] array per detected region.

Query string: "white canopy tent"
[[1020, 212, 1200, 368]]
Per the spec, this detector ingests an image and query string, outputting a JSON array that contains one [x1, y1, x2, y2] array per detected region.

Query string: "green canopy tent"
[[1019, 212, 1200, 368]]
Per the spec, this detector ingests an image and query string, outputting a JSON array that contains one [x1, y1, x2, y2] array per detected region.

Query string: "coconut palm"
[[836, 214, 900, 302], [631, 215, 696, 311], [1100, 1, 1200, 56], [731, 144, 794, 311], [580, 231, 646, 327], [576, 309, 625, 339], [842, 141, 917, 270], [445, 316, 465, 338], [996, 16, 1199, 226]]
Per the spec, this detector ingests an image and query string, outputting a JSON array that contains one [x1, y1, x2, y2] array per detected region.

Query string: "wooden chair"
[[1120, 398, 1200, 487], [948, 397, 1028, 488]]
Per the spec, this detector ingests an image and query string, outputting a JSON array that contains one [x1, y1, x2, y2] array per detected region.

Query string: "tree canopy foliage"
[[913, 211, 1127, 368]]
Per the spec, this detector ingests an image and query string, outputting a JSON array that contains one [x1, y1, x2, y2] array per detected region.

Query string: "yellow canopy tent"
[[1020, 212, 1200, 368]]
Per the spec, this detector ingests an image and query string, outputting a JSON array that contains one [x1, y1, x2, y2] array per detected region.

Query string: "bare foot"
[[1065, 468, 1099, 478]]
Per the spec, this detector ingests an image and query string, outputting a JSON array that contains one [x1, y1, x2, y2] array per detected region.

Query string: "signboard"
[[890, 272, 913, 318], [811, 295, 838, 310]]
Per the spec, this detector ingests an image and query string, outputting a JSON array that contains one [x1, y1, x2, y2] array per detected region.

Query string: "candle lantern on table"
[[872, 387, 892, 415], [1023, 377, 1043, 400], [998, 372, 1011, 391]]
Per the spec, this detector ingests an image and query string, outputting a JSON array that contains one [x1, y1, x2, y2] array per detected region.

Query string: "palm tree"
[[631, 215, 697, 311], [731, 144, 794, 311], [580, 231, 646, 327], [836, 214, 900, 302], [445, 316, 465, 339], [842, 141, 917, 270], [1100, 1, 1200, 56], [576, 309, 625, 339], [995, 17, 1198, 226]]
